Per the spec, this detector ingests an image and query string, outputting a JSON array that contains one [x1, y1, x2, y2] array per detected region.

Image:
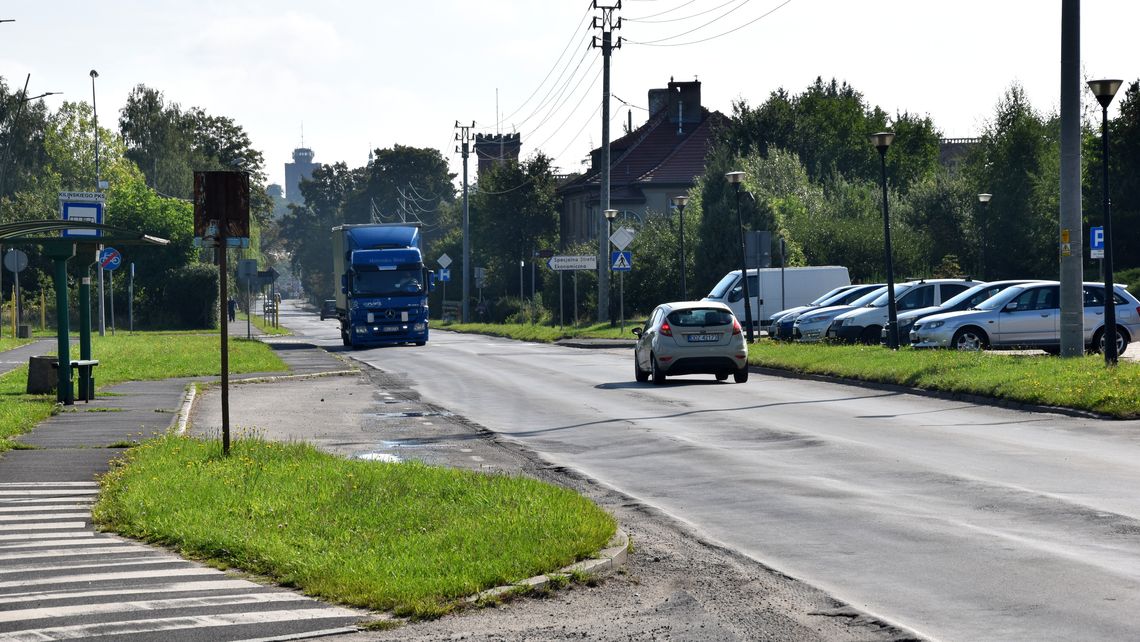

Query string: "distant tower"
[[475, 133, 521, 176], [284, 147, 320, 205]]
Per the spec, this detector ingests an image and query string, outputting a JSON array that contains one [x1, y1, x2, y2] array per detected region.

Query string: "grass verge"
[[93, 433, 617, 619], [0, 332, 286, 452], [240, 313, 291, 336], [436, 319, 642, 342]]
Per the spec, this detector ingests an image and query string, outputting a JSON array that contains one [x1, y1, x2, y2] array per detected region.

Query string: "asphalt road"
[[290, 304, 1140, 641]]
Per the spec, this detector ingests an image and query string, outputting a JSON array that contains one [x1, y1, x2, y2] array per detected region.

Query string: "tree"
[[0, 76, 52, 206], [1085, 79, 1140, 271], [962, 84, 1059, 280], [342, 145, 454, 231], [470, 154, 558, 303]]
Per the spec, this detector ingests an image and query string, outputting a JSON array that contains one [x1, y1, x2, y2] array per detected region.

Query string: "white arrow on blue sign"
[[99, 247, 122, 271]]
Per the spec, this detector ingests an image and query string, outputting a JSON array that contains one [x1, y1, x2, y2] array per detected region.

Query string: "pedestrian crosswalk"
[[0, 481, 365, 641]]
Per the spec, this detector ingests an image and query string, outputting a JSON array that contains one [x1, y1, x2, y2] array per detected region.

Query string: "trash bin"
[[16, 325, 30, 339], [26, 356, 59, 395]]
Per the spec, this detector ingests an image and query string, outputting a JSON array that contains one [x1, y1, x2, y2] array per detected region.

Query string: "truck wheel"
[[415, 341, 426, 346]]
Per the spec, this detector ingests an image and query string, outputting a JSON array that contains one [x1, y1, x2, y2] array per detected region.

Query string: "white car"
[[793, 286, 887, 342], [910, 281, 1140, 353], [633, 301, 749, 384]]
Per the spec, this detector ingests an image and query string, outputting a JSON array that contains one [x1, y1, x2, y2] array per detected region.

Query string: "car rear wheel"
[[860, 325, 882, 345], [651, 354, 666, 385], [733, 365, 749, 383], [952, 327, 988, 351], [635, 358, 650, 382], [1093, 326, 1129, 356]]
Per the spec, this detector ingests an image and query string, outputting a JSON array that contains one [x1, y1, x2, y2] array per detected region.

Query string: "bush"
[[1115, 267, 1140, 295], [151, 264, 219, 329]]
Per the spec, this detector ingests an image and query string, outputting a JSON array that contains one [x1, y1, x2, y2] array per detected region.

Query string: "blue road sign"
[[1091, 226, 1104, 259], [611, 251, 632, 272], [99, 247, 122, 271], [439, 268, 451, 282]]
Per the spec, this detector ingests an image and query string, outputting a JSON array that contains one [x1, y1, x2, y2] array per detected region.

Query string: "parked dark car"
[[319, 299, 337, 320]]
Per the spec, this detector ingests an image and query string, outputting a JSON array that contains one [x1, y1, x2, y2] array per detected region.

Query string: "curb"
[[467, 527, 630, 604]]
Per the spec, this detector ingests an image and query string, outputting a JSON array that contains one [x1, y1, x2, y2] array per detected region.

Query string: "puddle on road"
[[372, 411, 453, 418], [356, 452, 403, 463]]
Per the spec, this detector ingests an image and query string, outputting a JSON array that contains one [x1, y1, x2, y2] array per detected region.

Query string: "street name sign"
[[547, 255, 597, 271]]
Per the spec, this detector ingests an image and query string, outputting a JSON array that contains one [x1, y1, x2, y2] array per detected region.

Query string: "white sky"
[[2, 1, 1136, 194]]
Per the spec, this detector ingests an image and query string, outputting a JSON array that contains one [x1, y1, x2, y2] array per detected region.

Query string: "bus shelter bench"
[[49, 359, 100, 403]]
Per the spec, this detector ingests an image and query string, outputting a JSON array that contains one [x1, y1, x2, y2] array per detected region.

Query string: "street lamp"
[[604, 209, 618, 326], [977, 193, 992, 278], [672, 195, 689, 300], [870, 131, 900, 350], [725, 171, 754, 342], [1088, 78, 1123, 365]]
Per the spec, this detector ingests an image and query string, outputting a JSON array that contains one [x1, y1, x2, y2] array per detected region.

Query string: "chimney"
[[667, 79, 701, 128]]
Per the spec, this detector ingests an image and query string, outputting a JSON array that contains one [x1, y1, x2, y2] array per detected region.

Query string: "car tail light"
[[732, 318, 742, 336], [660, 322, 672, 337]]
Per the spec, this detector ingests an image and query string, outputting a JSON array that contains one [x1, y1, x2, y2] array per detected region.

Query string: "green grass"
[[240, 312, 291, 336], [0, 332, 287, 452], [436, 319, 643, 342], [93, 433, 617, 619], [0, 338, 35, 351], [748, 341, 1140, 418]]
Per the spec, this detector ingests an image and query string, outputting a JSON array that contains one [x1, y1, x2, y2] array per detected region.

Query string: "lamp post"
[[725, 171, 754, 342], [89, 69, 107, 337], [870, 132, 900, 350], [977, 193, 991, 279], [604, 209, 618, 326], [672, 195, 689, 300], [1088, 78, 1123, 365]]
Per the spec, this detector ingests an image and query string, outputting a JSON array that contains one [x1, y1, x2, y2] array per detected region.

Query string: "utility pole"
[[455, 121, 475, 322], [1058, 0, 1083, 356], [592, 0, 621, 323]]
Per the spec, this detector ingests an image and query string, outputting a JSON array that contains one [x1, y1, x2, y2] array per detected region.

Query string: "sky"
[[2, 0, 1136, 196]]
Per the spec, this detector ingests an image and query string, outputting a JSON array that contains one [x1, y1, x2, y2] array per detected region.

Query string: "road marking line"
[[0, 556, 185, 575], [0, 490, 99, 496], [0, 567, 220, 588], [0, 544, 150, 561], [0, 592, 316, 623], [0, 497, 96, 504], [0, 482, 97, 488], [0, 579, 260, 604], [0, 531, 95, 542], [0, 507, 90, 515], [0, 521, 85, 531], [0, 607, 362, 641]]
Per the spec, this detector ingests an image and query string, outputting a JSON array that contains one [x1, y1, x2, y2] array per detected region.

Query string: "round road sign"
[[3, 249, 28, 273], [99, 247, 122, 271]]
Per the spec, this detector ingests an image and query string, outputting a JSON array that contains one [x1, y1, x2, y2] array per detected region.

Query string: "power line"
[[626, 0, 792, 46], [626, 0, 697, 21], [627, 0, 751, 45], [627, 0, 738, 24]]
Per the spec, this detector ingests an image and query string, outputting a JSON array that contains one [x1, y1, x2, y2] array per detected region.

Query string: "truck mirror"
[[728, 285, 743, 303], [427, 270, 437, 292]]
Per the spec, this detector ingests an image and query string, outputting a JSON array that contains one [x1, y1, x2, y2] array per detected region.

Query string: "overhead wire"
[[626, 0, 751, 45], [626, 0, 793, 47], [626, 0, 738, 24], [625, 0, 697, 21]]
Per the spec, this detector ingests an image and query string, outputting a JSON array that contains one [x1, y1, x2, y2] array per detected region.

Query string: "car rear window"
[[668, 308, 734, 327]]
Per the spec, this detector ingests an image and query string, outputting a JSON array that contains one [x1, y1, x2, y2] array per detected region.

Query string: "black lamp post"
[[870, 132, 900, 350], [671, 195, 689, 300], [977, 193, 992, 279], [725, 171, 754, 342], [1088, 78, 1123, 365]]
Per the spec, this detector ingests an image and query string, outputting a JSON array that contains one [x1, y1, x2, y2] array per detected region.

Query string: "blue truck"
[[331, 224, 432, 348]]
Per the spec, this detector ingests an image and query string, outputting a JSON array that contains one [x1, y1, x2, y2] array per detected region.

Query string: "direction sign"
[[610, 226, 636, 251], [439, 268, 451, 282], [1091, 226, 1104, 259], [547, 255, 597, 271], [99, 247, 122, 271], [611, 251, 632, 272], [438, 253, 452, 269]]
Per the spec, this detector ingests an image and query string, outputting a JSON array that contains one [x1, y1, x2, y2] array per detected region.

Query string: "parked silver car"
[[633, 301, 749, 384], [770, 284, 883, 341], [910, 281, 1140, 353], [882, 280, 1036, 344]]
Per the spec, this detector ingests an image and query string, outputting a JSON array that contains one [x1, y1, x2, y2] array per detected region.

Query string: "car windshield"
[[809, 285, 852, 305], [941, 282, 1021, 309], [847, 286, 888, 308], [353, 268, 424, 297], [973, 285, 1028, 310], [827, 284, 881, 306], [706, 272, 739, 299], [667, 308, 734, 327], [869, 283, 915, 307]]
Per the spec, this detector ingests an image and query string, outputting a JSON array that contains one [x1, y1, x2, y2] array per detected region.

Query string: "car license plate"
[[382, 326, 399, 333], [687, 333, 721, 343]]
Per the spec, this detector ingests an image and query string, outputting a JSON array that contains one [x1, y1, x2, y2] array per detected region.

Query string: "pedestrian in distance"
[[227, 298, 237, 322]]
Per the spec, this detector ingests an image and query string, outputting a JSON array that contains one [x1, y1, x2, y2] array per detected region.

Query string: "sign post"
[[438, 254, 452, 318], [609, 227, 636, 333], [99, 247, 121, 334], [4, 249, 28, 335]]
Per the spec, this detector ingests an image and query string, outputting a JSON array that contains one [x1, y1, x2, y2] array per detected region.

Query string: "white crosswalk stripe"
[[0, 482, 366, 640]]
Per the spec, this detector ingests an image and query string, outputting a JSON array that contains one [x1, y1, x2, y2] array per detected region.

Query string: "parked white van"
[[703, 266, 851, 331]]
